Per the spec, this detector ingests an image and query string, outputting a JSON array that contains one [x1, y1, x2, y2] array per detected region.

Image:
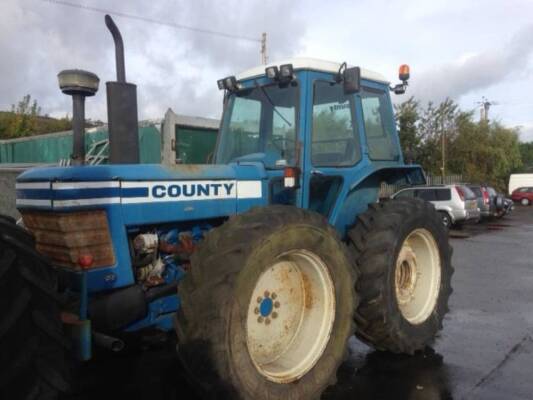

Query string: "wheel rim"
[[246, 249, 336, 383], [395, 229, 441, 325], [522, 198, 529, 205], [441, 214, 450, 227]]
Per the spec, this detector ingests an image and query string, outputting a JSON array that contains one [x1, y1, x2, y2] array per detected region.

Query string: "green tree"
[[7, 94, 41, 137], [394, 97, 522, 190], [518, 141, 533, 172], [0, 95, 72, 139], [395, 97, 421, 163]]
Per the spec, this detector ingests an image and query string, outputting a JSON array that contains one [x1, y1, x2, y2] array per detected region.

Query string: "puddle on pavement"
[[323, 346, 453, 400]]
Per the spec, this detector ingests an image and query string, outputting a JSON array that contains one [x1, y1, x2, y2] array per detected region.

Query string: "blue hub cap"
[[259, 297, 273, 317]]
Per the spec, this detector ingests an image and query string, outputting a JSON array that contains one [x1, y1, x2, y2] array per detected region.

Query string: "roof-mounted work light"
[[224, 76, 237, 90], [217, 76, 239, 91], [265, 66, 279, 80], [279, 64, 294, 82]]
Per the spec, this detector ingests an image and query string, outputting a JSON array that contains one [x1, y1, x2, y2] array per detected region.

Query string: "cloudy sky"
[[2, 0, 533, 140]]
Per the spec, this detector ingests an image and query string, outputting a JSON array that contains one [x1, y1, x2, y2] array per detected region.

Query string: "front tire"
[[176, 206, 357, 399], [0, 217, 69, 399], [347, 198, 453, 354]]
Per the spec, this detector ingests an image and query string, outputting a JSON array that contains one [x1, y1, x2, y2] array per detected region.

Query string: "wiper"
[[253, 81, 292, 127]]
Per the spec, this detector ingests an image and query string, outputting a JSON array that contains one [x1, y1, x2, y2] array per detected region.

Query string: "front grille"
[[21, 210, 115, 270]]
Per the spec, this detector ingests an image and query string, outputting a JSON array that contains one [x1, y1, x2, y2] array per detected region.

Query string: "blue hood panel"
[[15, 163, 268, 224], [17, 163, 266, 182]]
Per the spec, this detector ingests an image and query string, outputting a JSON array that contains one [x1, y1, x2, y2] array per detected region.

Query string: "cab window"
[[217, 83, 298, 167], [311, 81, 361, 166], [361, 88, 399, 161]]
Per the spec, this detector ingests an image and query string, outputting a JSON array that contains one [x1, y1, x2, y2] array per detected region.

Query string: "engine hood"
[[16, 163, 268, 222], [17, 163, 265, 182]]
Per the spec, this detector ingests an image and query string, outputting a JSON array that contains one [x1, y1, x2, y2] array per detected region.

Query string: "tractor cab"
[[216, 58, 423, 229]]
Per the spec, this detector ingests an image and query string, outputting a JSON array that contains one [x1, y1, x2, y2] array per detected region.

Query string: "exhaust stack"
[[58, 69, 99, 165], [105, 15, 140, 164]]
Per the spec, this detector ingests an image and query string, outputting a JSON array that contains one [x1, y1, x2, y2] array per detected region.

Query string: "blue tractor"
[[0, 16, 452, 400]]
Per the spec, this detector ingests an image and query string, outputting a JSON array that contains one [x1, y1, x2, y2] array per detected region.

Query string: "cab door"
[[301, 72, 363, 218]]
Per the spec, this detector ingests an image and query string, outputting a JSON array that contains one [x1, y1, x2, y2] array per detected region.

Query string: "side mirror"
[[343, 67, 361, 94]]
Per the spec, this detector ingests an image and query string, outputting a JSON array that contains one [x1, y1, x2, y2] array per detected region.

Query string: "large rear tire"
[[347, 198, 453, 354], [0, 217, 69, 399], [176, 206, 357, 399]]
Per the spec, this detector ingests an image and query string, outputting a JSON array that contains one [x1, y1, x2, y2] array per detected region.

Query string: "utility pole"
[[441, 130, 446, 182], [261, 32, 268, 65], [477, 97, 498, 122]]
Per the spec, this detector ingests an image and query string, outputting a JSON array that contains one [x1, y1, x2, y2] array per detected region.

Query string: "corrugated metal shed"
[[0, 125, 161, 164], [161, 109, 219, 165], [0, 112, 220, 166], [173, 113, 218, 164]]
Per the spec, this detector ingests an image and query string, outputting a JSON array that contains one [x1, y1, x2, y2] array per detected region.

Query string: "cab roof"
[[237, 57, 389, 84]]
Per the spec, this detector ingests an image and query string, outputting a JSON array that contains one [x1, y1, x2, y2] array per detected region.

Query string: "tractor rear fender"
[[330, 164, 425, 236]]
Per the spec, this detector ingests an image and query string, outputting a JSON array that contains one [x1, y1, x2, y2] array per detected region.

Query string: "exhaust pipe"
[[93, 331, 125, 352], [104, 15, 140, 164]]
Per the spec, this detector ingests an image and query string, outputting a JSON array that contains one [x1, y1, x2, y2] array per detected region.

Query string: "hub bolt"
[[274, 301, 280, 308], [258, 316, 264, 323], [264, 290, 270, 298], [271, 293, 277, 299], [272, 312, 278, 319], [257, 297, 262, 303], [265, 318, 271, 325], [254, 307, 259, 314]]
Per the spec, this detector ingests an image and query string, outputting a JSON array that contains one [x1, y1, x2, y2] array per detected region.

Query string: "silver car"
[[392, 185, 480, 227]]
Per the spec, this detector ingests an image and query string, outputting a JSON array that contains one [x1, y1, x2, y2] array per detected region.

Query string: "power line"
[[41, 0, 261, 43]]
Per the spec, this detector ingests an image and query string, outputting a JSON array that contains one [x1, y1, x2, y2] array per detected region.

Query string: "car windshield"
[[216, 83, 298, 167]]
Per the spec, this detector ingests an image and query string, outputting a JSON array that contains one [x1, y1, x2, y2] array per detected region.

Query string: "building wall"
[[175, 125, 218, 163], [0, 126, 161, 164], [0, 168, 23, 218]]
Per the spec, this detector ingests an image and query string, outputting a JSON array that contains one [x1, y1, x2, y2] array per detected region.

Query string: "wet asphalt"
[[324, 206, 533, 400], [65, 206, 533, 400]]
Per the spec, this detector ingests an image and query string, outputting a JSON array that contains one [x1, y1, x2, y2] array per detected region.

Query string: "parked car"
[[485, 186, 505, 214], [511, 187, 533, 206], [392, 185, 480, 228], [470, 185, 506, 218], [467, 184, 493, 218]]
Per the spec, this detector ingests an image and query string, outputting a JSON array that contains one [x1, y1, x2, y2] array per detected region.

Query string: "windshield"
[[216, 83, 298, 167]]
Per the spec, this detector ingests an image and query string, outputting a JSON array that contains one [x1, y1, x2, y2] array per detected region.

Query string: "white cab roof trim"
[[237, 57, 389, 84]]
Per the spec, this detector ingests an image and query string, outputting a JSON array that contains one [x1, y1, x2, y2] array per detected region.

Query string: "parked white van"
[[509, 174, 533, 195]]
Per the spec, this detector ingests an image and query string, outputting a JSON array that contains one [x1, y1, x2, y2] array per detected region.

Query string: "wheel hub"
[[394, 229, 441, 325], [254, 293, 281, 324], [246, 250, 336, 384], [395, 247, 418, 305], [259, 296, 273, 317]]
